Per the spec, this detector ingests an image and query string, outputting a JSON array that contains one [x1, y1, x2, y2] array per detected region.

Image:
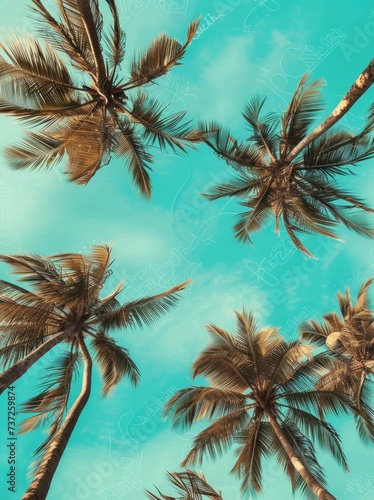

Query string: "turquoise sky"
[[0, 0, 374, 499]]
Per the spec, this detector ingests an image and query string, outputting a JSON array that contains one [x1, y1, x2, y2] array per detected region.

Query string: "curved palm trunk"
[[22, 335, 92, 500], [355, 369, 366, 408], [0, 330, 70, 395], [75, 0, 108, 88], [285, 58, 374, 163], [266, 412, 336, 500]]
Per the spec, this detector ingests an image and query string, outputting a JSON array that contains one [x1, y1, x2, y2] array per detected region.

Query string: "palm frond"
[[129, 91, 200, 152], [231, 419, 273, 493], [233, 185, 274, 243], [281, 75, 325, 155], [104, 0, 125, 76], [164, 386, 248, 429], [281, 406, 349, 471], [115, 118, 153, 198], [98, 280, 190, 330], [0, 34, 76, 106], [128, 20, 199, 87], [91, 331, 140, 394], [243, 95, 279, 160], [145, 470, 223, 500], [30, 0, 96, 73], [181, 409, 251, 467], [199, 121, 266, 170], [203, 172, 265, 201]]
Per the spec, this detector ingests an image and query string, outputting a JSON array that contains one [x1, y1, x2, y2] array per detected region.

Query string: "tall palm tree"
[[145, 470, 223, 500], [200, 75, 374, 256], [0, 0, 201, 196], [0, 245, 190, 499], [165, 309, 374, 500], [300, 278, 374, 410]]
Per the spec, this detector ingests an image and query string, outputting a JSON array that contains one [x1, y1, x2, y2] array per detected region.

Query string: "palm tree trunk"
[[22, 334, 92, 500], [75, 0, 108, 88], [355, 369, 366, 408], [266, 412, 336, 500], [0, 330, 70, 395], [285, 58, 374, 163]]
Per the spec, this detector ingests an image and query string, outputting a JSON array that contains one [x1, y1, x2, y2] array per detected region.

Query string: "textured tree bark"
[[75, 0, 108, 88], [285, 58, 374, 163], [0, 330, 69, 395], [22, 335, 92, 500], [266, 412, 337, 500], [355, 369, 366, 408]]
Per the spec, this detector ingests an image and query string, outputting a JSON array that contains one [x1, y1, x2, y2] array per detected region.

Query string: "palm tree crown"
[[145, 470, 223, 500], [0, 245, 189, 498], [201, 76, 374, 256], [0, 0, 200, 196], [301, 278, 374, 409], [164, 309, 374, 499]]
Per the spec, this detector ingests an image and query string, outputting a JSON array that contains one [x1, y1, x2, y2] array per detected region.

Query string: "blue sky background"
[[0, 0, 374, 498]]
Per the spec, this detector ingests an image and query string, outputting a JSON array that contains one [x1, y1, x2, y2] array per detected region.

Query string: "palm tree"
[[0, 245, 190, 499], [201, 75, 374, 256], [165, 309, 374, 500], [0, 0, 201, 196], [300, 278, 374, 410], [145, 470, 223, 499]]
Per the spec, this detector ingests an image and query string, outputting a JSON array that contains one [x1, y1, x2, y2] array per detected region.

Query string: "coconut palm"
[[165, 309, 374, 500], [0, 0, 200, 196], [0, 245, 190, 499], [300, 278, 374, 410], [201, 75, 374, 256], [145, 470, 223, 500]]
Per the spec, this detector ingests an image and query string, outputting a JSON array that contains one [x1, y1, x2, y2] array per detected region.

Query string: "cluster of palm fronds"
[[0, 0, 200, 196], [200, 77, 374, 256]]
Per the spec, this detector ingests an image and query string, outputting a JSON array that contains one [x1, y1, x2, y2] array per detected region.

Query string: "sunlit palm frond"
[[281, 75, 325, 155], [61, 111, 115, 184], [192, 347, 253, 392], [128, 20, 199, 88], [0, 34, 76, 106], [30, 0, 95, 73], [98, 280, 190, 330], [4, 130, 65, 171]]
